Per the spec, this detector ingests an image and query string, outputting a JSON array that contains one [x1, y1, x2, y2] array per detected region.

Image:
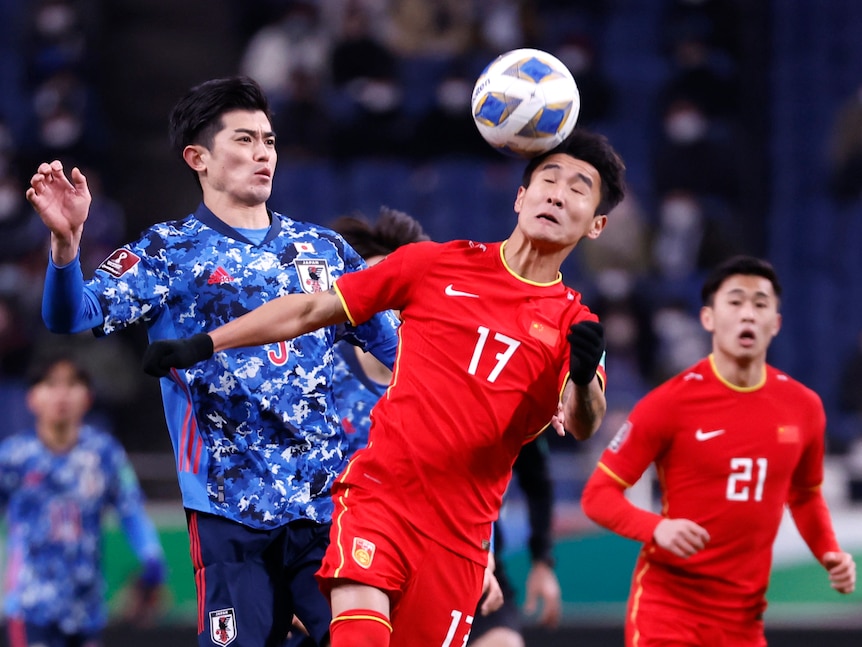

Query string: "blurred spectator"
[[554, 32, 615, 127], [329, 1, 408, 157], [835, 330, 862, 453], [826, 83, 862, 205], [386, 0, 474, 59], [412, 62, 499, 160], [657, 26, 739, 122], [76, 166, 127, 275], [653, 98, 741, 208], [660, 0, 743, 64], [649, 299, 710, 385], [238, 0, 331, 115], [650, 189, 739, 285]]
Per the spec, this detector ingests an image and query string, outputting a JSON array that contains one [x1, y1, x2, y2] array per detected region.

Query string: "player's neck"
[[204, 195, 271, 230], [709, 352, 766, 389], [501, 238, 565, 284], [36, 422, 80, 453]]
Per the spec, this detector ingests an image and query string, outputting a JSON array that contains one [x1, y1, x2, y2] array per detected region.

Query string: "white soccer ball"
[[471, 48, 580, 159]]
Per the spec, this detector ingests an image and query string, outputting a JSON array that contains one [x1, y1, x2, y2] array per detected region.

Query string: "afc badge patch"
[[98, 248, 141, 278], [293, 259, 331, 294], [209, 608, 237, 646], [352, 536, 376, 569], [608, 420, 632, 452]]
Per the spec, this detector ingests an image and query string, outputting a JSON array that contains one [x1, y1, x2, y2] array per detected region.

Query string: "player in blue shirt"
[[0, 350, 165, 647], [25, 76, 399, 647]]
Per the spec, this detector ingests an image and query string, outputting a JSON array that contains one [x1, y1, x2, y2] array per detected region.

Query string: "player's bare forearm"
[[561, 378, 606, 441], [210, 289, 348, 352]]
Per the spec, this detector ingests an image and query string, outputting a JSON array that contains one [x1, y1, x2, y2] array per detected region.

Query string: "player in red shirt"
[[581, 255, 857, 647], [142, 128, 626, 647]]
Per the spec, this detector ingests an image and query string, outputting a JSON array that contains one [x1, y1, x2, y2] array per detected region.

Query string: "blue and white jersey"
[[331, 341, 389, 458], [0, 426, 164, 633], [65, 205, 399, 529]]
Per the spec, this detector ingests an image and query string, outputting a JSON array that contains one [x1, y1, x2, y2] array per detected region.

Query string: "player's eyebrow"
[[539, 162, 593, 188], [234, 128, 277, 138]]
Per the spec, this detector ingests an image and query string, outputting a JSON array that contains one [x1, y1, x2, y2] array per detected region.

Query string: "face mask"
[[40, 113, 82, 148], [665, 110, 707, 143], [0, 184, 22, 222], [660, 197, 702, 230], [436, 79, 471, 113]]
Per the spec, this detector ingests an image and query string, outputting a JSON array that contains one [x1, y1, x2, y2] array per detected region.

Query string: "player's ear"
[[700, 306, 714, 333], [585, 214, 607, 239], [183, 144, 207, 172], [513, 185, 526, 213]]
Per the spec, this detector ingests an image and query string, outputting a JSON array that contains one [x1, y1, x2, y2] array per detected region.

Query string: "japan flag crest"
[[293, 259, 332, 294], [209, 608, 237, 646]]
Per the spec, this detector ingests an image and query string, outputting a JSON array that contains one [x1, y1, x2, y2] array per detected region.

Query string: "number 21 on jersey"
[[726, 457, 768, 502]]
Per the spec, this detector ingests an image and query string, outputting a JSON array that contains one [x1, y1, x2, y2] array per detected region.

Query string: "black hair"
[[168, 76, 273, 158], [521, 128, 626, 216], [330, 206, 430, 260], [700, 255, 783, 307], [26, 349, 93, 389]]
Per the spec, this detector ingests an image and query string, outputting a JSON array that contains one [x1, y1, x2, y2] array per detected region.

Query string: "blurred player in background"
[[142, 127, 626, 647], [25, 76, 399, 647], [469, 436, 562, 647], [582, 255, 857, 647], [0, 349, 165, 647]]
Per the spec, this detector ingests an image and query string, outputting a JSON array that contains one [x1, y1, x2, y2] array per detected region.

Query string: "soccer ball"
[[471, 48, 580, 158]]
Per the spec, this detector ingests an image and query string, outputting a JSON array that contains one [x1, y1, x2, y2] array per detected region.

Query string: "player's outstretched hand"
[[143, 333, 214, 377], [653, 518, 710, 559], [26, 160, 92, 239], [567, 321, 605, 386], [823, 551, 856, 594]]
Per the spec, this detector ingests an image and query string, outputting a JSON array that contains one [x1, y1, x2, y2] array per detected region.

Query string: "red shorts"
[[626, 593, 766, 647], [317, 482, 486, 647]]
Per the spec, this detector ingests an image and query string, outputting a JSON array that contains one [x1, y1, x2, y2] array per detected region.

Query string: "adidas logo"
[[208, 267, 234, 285]]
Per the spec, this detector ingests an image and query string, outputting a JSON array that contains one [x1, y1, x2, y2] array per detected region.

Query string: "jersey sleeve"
[[334, 241, 434, 324], [106, 438, 166, 566], [787, 393, 841, 560], [581, 392, 673, 542], [42, 253, 104, 333], [594, 390, 673, 488]]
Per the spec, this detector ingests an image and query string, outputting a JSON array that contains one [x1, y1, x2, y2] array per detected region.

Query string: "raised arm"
[[561, 321, 607, 440], [26, 160, 92, 266], [143, 289, 349, 376]]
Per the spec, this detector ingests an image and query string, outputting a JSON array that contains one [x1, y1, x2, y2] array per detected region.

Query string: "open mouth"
[[537, 213, 559, 224]]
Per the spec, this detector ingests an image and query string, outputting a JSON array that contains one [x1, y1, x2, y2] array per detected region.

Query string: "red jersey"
[[333, 240, 597, 564], [587, 356, 839, 624]]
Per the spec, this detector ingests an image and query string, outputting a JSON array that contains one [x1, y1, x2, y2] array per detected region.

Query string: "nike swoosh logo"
[[445, 284, 479, 298], [695, 428, 726, 441]]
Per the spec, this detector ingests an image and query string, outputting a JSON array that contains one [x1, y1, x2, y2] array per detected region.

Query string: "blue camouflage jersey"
[[43, 205, 399, 529], [331, 341, 389, 458], [0, 426, 164, 633]]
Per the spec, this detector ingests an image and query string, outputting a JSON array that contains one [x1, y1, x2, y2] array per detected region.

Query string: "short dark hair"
[[701, 255, 783, 307], [330, 206, 430, 260], [521, 128, 626, 216], [26, 349, 93, 389], [168, 76, 273, 158]]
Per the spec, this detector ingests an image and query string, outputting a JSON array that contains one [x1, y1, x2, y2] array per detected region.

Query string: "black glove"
[[142, 333, 214, 377], [567, 321, 605, 386]]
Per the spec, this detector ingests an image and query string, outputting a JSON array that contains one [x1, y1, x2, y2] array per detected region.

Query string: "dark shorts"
[[188, 510, 332, 647]]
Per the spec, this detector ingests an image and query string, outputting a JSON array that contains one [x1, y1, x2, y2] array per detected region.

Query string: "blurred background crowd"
[[0, 0, 862, 508]]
